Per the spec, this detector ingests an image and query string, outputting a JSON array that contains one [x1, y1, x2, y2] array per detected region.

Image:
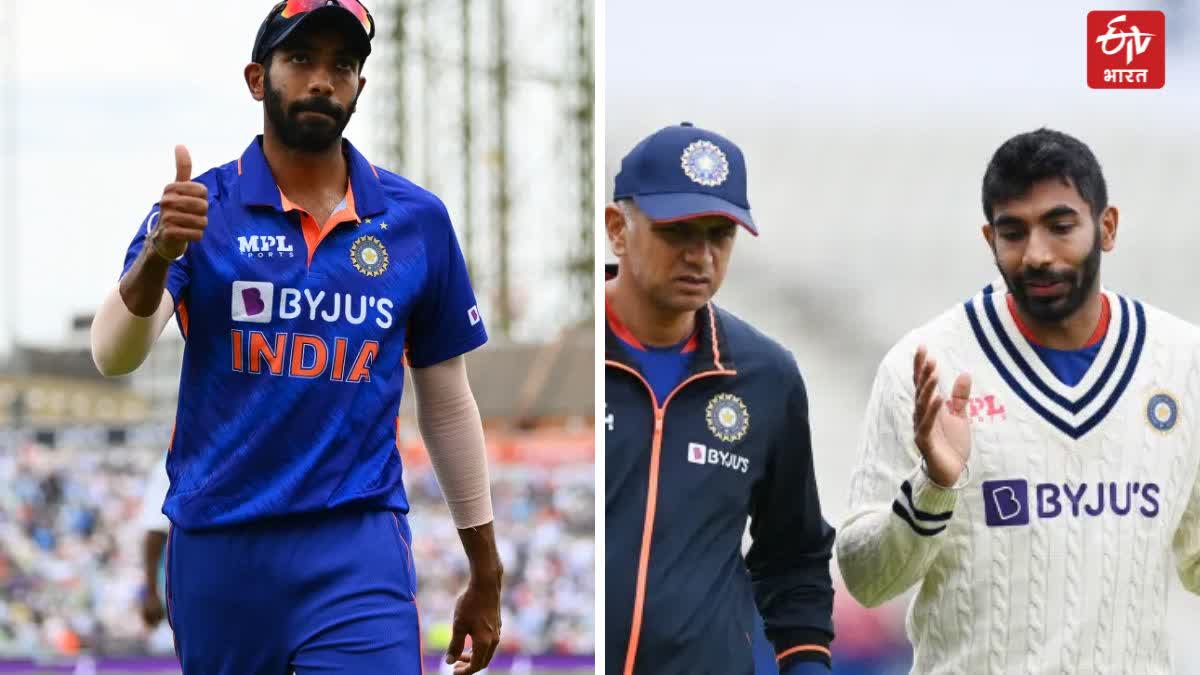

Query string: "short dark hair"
[[981, 128, 1108, 223]]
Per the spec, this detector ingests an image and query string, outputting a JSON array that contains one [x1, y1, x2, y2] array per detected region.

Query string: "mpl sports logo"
[[967, 394, 1006, 424], [238, 235, 295, 258], [982, 478, 1160, 527], [1087, 11, 1164, 89]]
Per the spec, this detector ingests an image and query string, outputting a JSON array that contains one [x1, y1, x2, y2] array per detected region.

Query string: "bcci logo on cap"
[[680, 140, 730, 187], [1087, 10, 1164, 89]]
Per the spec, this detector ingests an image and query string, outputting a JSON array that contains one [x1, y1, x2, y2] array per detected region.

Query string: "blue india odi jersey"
[[121, 136, 488, 529]]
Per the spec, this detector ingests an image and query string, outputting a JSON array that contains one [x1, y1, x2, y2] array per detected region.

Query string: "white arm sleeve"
[[1173, 467, 1200, 594], [410, 355, 494, 529], [836, 352, 959, 608], [90, 285, 175, 377]]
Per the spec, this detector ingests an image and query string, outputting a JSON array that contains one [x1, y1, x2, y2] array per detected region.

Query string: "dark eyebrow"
[[993, 204, 1080, 228], [992, 214, 1026, 228], [1038, 205, 1079, 222]]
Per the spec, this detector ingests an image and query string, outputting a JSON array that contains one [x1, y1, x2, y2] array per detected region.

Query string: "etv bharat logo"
[[1087, 11, 1165, 89]]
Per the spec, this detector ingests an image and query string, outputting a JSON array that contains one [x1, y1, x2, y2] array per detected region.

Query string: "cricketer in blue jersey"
[[90, 3, 503, 674]]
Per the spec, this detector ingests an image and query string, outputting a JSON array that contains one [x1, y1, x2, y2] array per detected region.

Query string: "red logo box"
[[1087, 10, 1165, 89]]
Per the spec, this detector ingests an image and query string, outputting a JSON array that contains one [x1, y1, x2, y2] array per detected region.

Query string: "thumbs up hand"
[[148, 145, 208, 261]]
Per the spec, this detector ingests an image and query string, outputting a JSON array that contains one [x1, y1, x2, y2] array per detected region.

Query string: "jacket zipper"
[[608, 360, 735, 675]]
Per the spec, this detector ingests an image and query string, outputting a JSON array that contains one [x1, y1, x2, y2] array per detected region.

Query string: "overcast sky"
[[0, 2, 394, 351], [1, 0, 587, 352]]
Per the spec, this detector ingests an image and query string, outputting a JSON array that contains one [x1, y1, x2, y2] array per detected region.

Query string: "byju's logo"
[[685, 442, 749, 473], [232, 281, 274, 323], [982, 478, 1160, 527], [983, 479, 1029, 527]]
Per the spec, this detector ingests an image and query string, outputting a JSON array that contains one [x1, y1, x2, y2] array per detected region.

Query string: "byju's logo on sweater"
[[982, 478, 1160, 527], [982, 479, 1029, 526]]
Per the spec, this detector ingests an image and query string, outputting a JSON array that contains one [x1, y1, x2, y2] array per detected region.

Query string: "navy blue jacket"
[[606, 298, 836, 675]]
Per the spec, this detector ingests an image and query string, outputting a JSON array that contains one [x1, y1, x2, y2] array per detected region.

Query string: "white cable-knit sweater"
[[837, 287, 1200, 674]]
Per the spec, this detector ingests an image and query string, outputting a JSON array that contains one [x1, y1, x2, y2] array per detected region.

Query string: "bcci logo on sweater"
[[982, 478, 1160, 527], [1146, 391, 1179, 433]]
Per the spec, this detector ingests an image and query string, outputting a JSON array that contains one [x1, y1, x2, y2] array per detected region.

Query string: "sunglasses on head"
[[278, 0, 374, 40]]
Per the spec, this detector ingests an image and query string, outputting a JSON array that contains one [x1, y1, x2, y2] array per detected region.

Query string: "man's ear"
[[1099, 205, 1118, 252], [606, 203, 629, 258], [245, 62, 266, 102], [981, 223, 996, 253]]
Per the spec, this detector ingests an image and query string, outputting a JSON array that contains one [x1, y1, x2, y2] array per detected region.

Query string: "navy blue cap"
[[252, 1, 374, 65], [613, 122, 756, 235]]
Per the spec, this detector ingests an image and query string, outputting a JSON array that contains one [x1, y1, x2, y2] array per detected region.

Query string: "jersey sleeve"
[[835, 349, 959, 609], [745, 358, 835, 670], [405, 200, 488, 368], [121, 204, 191, 307]]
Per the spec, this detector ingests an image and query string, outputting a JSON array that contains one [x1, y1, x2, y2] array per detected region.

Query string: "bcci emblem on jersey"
[[706, 393, 749, 443], [1146, 391, 1179, 433], [680, 140, 730, 187], [350, 235, 389, 277]]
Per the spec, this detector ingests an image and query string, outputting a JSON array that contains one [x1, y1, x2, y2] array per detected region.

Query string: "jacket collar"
[[604, 264, 736, 376]]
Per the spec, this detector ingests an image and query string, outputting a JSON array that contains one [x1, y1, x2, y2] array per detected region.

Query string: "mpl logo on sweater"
[[982, 479, 1160, 527]]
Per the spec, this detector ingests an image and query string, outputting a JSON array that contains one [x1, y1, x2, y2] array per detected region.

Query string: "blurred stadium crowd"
[[0, 438, 594, 659]]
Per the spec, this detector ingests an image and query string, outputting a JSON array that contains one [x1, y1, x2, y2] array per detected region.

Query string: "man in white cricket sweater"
[[837, 128, 1200, 674]]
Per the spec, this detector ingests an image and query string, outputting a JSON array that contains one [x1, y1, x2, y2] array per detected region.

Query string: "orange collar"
[[604, 301, 698, 353], [279, 184, 360, 268], [1007, 292, 1110, 349], [279, 183, 359, 227]]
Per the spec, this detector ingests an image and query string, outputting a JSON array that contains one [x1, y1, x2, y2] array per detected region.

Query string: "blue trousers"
[[166, 508, 422, 674]]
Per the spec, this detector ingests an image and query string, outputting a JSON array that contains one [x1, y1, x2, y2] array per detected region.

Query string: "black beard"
[[263, 70, 358, 152], [998, 228, 1102, 323]]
